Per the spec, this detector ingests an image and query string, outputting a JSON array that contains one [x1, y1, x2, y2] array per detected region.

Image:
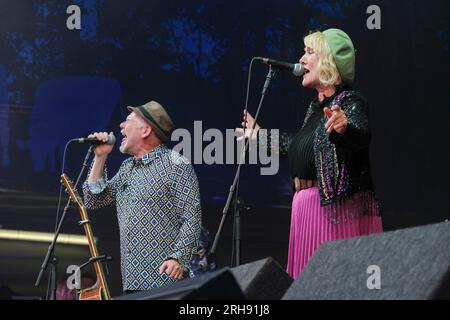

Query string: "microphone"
[[73, 132, 116, 145], [256, 57, 304, 77]]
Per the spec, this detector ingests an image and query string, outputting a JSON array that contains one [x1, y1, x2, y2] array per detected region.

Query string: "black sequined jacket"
[[273, 89, 380, 222]]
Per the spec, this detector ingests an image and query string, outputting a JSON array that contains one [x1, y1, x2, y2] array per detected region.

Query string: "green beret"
[[323, 28, 356, 84]]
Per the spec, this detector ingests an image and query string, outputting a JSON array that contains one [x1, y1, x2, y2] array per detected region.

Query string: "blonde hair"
[[304, 31, 341, 87]]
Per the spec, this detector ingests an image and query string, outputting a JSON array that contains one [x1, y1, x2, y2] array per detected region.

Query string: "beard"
[[119, 144, 128, 155]]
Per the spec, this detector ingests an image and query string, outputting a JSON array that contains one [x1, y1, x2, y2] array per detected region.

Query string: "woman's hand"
[[324, 105, 348, 134], [235, 111, 260, 141]]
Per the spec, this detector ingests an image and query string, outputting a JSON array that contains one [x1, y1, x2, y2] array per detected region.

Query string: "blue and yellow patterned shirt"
[[83, 145, 202, 291]]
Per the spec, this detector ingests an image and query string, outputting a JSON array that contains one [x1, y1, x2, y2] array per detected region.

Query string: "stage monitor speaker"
[[231, 257, 293, 300], [283, 222, 450, 300], [114, 268, 245, 300]]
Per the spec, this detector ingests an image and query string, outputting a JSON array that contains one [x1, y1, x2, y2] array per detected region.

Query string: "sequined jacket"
[[278, 89, 379, 222]]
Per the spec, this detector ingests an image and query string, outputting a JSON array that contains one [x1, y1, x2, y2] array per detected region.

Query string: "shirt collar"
[[133, 144, 165, 165]]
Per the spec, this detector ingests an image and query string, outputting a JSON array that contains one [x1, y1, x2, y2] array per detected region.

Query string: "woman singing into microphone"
[[238, 28, 383, 279]]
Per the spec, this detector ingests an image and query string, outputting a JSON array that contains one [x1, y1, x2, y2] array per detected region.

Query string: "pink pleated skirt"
[[286, 186, 383, 279]]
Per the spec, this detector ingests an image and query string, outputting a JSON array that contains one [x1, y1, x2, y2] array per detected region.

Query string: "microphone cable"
[[230, 57, 259, 266]]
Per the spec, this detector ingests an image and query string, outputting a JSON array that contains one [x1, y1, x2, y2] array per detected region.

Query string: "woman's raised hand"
[[235, 110, 260, 141]]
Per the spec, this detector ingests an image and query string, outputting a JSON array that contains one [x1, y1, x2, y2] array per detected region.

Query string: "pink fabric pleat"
[[286, 187, 383, 279]]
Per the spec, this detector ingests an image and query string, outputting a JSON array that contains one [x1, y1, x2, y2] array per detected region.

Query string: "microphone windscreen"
[[107, 132, 116, 145]]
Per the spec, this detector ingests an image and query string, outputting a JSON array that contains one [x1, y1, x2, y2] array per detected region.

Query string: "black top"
[[288, 85, 348, 179]]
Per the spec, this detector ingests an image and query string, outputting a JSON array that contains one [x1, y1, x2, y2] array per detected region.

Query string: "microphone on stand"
[[256, 57, 305, 77]]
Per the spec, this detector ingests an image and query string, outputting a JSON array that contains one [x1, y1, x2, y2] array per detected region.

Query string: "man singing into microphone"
[[82, 100, 202, 292]]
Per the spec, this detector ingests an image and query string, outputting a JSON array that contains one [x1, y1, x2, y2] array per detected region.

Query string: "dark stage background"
[[0, 0, 449, 298]]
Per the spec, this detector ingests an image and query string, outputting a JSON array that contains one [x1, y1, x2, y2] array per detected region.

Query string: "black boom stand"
[[35, 145, 94, 299], [208, 67, 277, 268]]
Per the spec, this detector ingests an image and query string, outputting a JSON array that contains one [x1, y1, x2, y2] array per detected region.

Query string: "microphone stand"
[[35, 145, 94, 300], [231, 196, 251, 266], [209, 67, 277, 268]]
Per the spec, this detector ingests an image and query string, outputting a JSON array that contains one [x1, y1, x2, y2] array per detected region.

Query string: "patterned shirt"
[[83, 145, 202, 291]]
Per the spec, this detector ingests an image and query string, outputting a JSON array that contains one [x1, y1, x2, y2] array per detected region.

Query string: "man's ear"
[[141, 125, 152, 139]]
